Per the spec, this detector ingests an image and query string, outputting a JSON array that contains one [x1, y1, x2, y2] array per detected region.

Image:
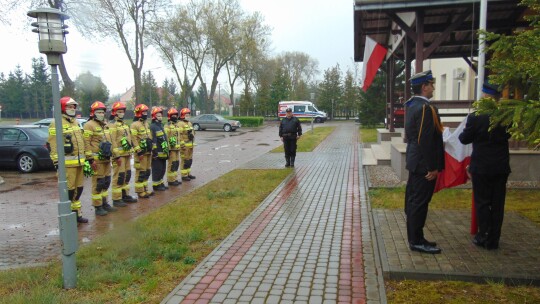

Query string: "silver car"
[[190, 114, 241, 132]]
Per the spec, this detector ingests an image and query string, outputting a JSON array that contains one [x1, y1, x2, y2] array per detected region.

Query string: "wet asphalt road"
[[0, 121, 285, 269]]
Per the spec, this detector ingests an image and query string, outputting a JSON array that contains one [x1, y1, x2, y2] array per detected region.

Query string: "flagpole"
[[476, 0, 488, 99]]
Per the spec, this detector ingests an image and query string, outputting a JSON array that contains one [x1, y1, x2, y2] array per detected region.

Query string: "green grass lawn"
[[359, 127, 378, 143], [0, 169, 290, 304], [271, 126, 335, 153], [369, 187, 540, 225]]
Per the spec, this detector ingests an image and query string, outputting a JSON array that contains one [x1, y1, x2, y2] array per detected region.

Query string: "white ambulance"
[[278, 101, 327, 123]]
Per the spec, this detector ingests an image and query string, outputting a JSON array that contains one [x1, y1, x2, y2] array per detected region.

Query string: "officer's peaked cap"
[[410, 70, 435, 85], [482, 81, 500, 95], [285, 108, 292, 112]]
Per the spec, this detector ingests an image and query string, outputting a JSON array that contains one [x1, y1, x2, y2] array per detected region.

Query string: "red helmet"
[[89, 101, 106, 117], [60, 96, 78, 113], [151, 106, 163, 119], [111, 101, 127, 116], [134, 104, 149, 118], [167, 107, 179, 120], [179, 108, 191, 119]]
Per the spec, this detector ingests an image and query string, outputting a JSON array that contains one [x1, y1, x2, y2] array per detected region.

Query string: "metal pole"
[[476, 0, 488, 100], [51, 63, 78, 289]]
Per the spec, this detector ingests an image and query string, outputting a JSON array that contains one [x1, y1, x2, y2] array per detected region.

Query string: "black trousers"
[[151, 158, 166, 184], [405, 171, 436, 245], [472, 173, 509, 246], [283, 137, 298, 157]]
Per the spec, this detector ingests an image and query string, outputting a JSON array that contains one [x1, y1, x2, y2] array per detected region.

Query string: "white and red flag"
[[434, 118, 472, 193], [361, 36, 387, 92]]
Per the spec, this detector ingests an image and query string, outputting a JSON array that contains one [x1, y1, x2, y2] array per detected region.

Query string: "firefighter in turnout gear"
[[48, 97, 88, 223], [108, 101, 138, 207], [165, 108, 182, 186], [150, 107, 169, 191], [83, 101, 117, 216], [131, 104, 154, 198], [179, 108, 196, 181]]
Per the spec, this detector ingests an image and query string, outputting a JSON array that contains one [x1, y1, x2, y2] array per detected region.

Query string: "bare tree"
[[225, 11, 271, 112], [276, 51, 319, 98], [75, 0, 169, 103]]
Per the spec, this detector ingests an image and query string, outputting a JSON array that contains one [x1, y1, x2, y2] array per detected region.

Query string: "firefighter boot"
[[113, 199, 128, 207], [182, 176, 191, 181], [285, 156, 291, 168], [122, 189, 138, 203], [290, 156, 295, 167], [188, 174, 196, 179], [102, 198, 118, 212], [75, 210, 89, 223], [95, 206, 108, 216]]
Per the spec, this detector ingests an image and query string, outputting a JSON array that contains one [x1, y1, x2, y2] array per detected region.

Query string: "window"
[[294, 105, 305, 113], [1, 129, 24, 141], [307, 106, 316, 112], [440, 74, 447, 100]]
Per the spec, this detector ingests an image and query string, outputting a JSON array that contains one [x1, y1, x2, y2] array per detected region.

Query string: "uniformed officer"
[[131, 104, 154, 199], [83, 101, 117, 216], [150, 107, 169, 191], [404, 70, 444, 254], [108, 101, 137, 206], [279, 108, 302, 167], [48, 96, 88, 223], [179, 108, 196, 181], [459, 82, 510, 250], [165, 108, 182, 186]]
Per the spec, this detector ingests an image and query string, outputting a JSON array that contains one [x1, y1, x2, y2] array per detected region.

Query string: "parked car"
[[189, 114, 241, 132], [0, 125, 54, 173], [33, 117, 88, 129]]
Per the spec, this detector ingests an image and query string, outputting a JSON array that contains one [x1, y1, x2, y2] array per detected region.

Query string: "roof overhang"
[[354, 0, 528, 62]]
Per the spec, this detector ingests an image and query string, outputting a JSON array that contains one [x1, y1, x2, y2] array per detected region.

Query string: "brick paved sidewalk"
[[162, 123, 386, 303]]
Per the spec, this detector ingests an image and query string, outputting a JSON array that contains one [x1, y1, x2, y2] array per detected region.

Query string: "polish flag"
[[361, 36, 387, 92], [434, 118, 472, 193]]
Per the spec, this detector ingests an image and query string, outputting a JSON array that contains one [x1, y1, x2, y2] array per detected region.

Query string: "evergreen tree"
[[318, 65, 342, 119], [342, 70, 359, 120], [28, 58, 52, 118], [74, 72, 109, 116], [270, 67, 291, 114], [3, 66, 28, 118], [141, 71, 158, 108]]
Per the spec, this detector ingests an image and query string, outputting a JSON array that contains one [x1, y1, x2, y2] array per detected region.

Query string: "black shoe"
[[95, 206, 108, 216], [484, 243, 499, 250], [423, 239, 437, 247], [182, 176, 191, 181], [113, 200, 128, 207], [122, 195, 138, 203], [188, 175, 196, 180], [102, 203, 118, 212], [77, 216, 89, 223], [285, 163, 291, 168], [472, 233, 487, 247], [169, 180, 182, 186], [409, 243, 441, 254], [154, 184, 167, 191]]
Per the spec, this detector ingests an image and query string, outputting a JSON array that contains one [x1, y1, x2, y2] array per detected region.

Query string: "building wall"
[[424, 58, 476, 100]]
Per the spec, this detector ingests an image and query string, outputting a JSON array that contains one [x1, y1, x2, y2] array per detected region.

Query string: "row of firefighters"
[[48, 97, 197, 223]]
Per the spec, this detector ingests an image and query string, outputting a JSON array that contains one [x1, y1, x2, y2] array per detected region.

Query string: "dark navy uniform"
[[150, 117, 169, 190], [279, 111, 302, 167], [459, 83, 510, 250], [404, 70, 444, 251]]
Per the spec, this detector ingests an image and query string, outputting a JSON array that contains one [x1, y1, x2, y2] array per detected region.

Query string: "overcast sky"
[[1, 0, 355, 96]]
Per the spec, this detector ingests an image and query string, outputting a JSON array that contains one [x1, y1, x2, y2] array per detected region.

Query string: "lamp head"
[[28, 8, 69, 64]]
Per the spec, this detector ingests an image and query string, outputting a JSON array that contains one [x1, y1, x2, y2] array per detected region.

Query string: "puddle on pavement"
[[0, 186, 21, 194], [257, 143, 270, 146], [7, 224, 24, 229], [46, 229, 59, 236], [22, 181, 44, 186], [219, 160, 232, 163]]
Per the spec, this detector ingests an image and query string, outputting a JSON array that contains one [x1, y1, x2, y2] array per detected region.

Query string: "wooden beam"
[[387, 12, 417, 42], [424, 11, 471, 59], [415, 11, 424, 73]]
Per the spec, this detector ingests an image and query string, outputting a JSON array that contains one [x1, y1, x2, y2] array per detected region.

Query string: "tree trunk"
[[133, 68, 142, 106], [59, 55, 74, 96]]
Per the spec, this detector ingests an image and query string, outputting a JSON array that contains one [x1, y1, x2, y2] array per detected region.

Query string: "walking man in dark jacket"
[[404, 70, 445, 254], [459, 82, 510, 250], [279, 108, 302, 167]]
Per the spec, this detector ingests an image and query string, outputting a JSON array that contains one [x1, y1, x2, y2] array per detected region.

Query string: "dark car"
[[0, 125, 53, 173], [189, 114, 241, 132]]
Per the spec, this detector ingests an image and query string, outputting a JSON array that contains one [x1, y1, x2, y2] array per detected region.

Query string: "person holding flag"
[[404, 70, 445, 254], [459, 82, 511, 250]]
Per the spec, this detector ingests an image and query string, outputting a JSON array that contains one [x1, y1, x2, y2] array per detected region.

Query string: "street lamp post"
[[28, 7, 78, 289]]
